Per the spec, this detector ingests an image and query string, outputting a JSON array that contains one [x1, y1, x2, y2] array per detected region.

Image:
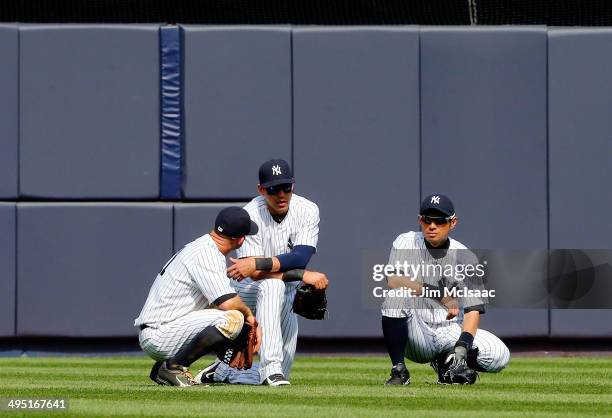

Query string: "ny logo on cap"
[[217, 226, 223, 232], [272, 165, 282, 175], [431, 196, 440, 204]]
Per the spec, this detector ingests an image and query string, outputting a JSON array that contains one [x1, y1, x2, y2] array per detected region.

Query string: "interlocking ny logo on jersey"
[[288, 237, 294, 250], [272, 165, 282, 175], [431, 196, 441, 204]]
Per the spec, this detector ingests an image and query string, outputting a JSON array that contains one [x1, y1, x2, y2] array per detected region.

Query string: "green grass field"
[[0, 356, 610, 417]]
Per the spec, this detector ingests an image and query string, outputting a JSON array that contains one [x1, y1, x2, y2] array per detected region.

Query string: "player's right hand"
[[302, 271, 329, 290], [227, 257, 257, 281]]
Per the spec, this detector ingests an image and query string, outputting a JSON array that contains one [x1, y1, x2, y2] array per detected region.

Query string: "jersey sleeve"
[[187, 248, 236, 305], [294, 204, 319, 249], [387, 233, 417, 274]]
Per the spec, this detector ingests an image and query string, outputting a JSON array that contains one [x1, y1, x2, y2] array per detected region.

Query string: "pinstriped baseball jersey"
[[381, 231, 483, 324], [134, 234, 236, 328], [237, 193, 319, 258], [381, 231, 509, 371]]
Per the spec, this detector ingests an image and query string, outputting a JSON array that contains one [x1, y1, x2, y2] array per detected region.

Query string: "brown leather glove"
[[224, 319, 259, 370]]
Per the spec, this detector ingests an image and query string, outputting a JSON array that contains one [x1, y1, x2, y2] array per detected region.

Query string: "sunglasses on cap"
[[419, 214, 454, 225], [266, 183, 293, 195]]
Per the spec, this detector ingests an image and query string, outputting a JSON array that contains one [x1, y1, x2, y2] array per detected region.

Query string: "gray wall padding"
[[548, 29, 612, 337], [420, 27, 549, 337], [3, 25, 610, 340], [19, 25, 160, 199], [0, 25, 18, 199], [0, 204, 16, 336], [174, 203, 233, 250], [17, 204, 172, 337], [182, 26, 292, 200], [293, 27, 420, 337]]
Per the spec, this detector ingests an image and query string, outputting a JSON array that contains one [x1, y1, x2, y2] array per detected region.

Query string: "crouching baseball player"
[[134, 207, 262, 386], [381, 194, 510, 385]]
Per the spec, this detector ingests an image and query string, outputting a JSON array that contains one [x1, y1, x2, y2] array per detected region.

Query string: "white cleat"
[[194, 359, 221, 385], [263, 373, 290, 387]]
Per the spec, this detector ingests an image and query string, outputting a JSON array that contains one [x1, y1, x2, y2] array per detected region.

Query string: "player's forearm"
[[462, 311, 480, 336], [254, 246, 315, 273], [217, 295, 254, 321], [250, 270, 283, 280], [387, 275, 422, 293]]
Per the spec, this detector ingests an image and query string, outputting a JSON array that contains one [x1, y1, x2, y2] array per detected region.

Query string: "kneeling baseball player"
[[135, 207, 262, 386], [196, 159, 329, 386], [381, 194, 510, 385]]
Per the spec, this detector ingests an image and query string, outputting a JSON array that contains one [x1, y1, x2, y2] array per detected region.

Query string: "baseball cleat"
[[194, 359, 221, 385], [385, 362, 410, 385], [149, 360, 163, 384], [263, 373, 290, 386], [155, 361, 196, 387]]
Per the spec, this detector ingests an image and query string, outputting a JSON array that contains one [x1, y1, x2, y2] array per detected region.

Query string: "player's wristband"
[[455, 331, 474, 350], [255, 258, 273, 272], [282, 269, 305, 282]]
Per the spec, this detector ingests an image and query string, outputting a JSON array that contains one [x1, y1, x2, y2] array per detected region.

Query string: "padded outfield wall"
[[0, 24, 610, 339]]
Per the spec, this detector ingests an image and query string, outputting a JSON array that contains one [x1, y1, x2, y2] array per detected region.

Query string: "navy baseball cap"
[[420, 194, 455, 217], [258, 159, 295, 188], [214, 207, 258, 238]]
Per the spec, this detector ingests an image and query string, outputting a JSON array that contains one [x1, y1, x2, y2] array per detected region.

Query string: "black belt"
[[139, 324, 149, 331]]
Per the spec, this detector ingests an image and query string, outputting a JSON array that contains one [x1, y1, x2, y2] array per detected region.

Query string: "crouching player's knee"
[[215, 310, 245, 340], [483, 342, 510, 373], [259, 278, 285, 296]]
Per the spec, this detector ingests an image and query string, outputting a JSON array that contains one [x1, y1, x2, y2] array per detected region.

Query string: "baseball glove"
[[292, 284, 327, 320], [441, 357, 478, 385], [222, 320, 259, 370]]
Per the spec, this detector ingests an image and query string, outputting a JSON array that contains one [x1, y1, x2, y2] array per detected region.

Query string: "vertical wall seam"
[[545, 28, 551, 338], [14, 24, 20, 337], [418, 27, 423, 203], [14, 204, 18, 337], [16, 25, 20, 199], [290, 27, 295, 173]]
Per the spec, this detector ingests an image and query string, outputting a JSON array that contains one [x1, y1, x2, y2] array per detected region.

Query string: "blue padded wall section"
[[0, 204, 16, 336], [160, 26, 183, 200], [420, 27, 548, 337], [174, 203, 232, 250], [549, 29, 612, 337], [19, 25, 160, 199], [17, 204, 172, 337], [293, 27, 420, 337], [0, 25, 18, 199], [182, 26, 291, 200]]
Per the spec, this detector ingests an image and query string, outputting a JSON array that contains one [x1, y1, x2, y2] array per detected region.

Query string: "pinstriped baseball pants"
[[214, 278, 299, 384], [396, 310, 510, 372], [138, 309, 243, 361]]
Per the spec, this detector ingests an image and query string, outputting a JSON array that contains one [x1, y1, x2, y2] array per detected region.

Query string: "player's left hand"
[[227, 257, 257, 280], [245, 315, 262, 353], [441, 296, 459, 320]]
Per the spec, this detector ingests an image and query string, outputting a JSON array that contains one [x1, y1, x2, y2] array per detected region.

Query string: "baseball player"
[[381, 194, 510, 385], [135, 206, 261, 386], [196, 159, 328, 386]]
